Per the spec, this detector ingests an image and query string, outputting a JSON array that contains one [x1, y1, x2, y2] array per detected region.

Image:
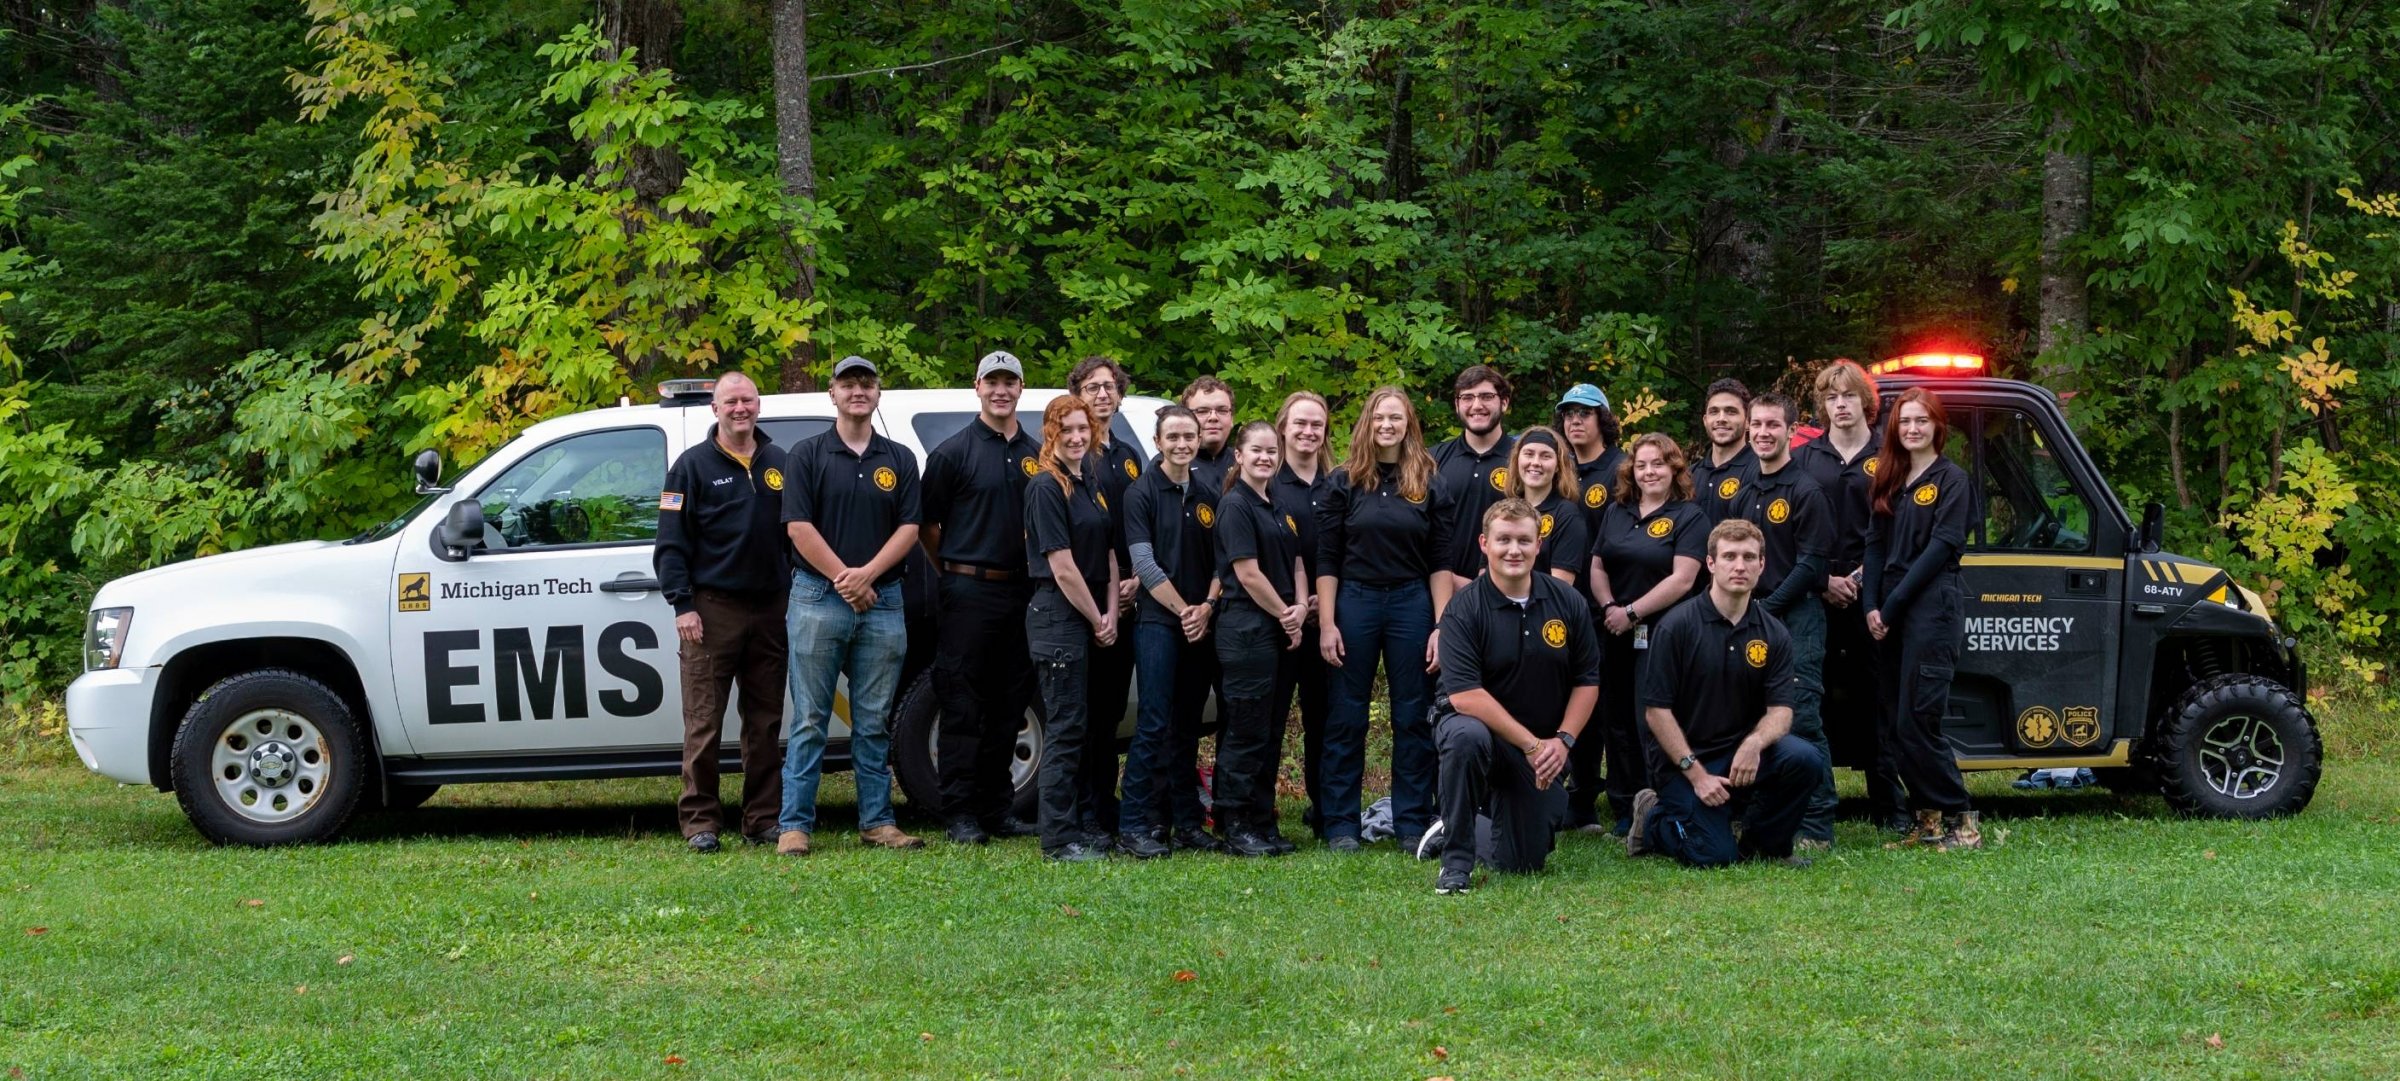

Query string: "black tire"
[[2151, 673, 2322, 819], [889, 670, 1042, 818], [169, 669, 370, 846]]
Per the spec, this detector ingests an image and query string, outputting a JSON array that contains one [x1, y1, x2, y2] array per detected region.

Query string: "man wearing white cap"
[[919, 350, 1045, 844]]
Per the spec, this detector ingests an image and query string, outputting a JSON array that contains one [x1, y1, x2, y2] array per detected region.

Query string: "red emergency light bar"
[[1872, 352, 1986, 376]]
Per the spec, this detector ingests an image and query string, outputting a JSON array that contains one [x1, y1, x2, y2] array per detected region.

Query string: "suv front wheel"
[[889, 672, 1043, 820], [169, 669, 369, 846], [2152, 673, 2322, 819]]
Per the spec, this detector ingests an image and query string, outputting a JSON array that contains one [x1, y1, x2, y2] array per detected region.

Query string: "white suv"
[[66, 385, 1171, 845]]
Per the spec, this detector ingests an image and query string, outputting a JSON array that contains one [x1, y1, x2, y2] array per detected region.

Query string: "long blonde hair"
[[1037, 395, 1093, 494], [1275, 390, 1330, 467], [1505, 426, 1581, 505], [1337, 386, 1433, 502]]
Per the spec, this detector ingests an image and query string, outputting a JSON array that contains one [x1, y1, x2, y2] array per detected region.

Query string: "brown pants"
[[678, 588, 789, 838]]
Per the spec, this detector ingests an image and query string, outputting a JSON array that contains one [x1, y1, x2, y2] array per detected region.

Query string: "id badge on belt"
[[1633, 624, 1651, 650]]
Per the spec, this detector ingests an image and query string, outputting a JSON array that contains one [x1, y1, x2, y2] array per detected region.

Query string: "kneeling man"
[[1630, 518, 1825, 868], [1430, 498, 1601, 894]]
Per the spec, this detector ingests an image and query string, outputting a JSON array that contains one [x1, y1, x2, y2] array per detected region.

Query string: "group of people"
[[653, 350, 1985, 891]]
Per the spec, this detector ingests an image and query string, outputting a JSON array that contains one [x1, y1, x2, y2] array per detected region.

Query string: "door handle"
[[601, 576, 662, 594]]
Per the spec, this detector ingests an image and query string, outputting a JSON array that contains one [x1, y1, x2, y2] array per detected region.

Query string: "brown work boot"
[[1886, 809, 1945, 849], [775, 830, 812, 857], [860, 824, 925, 850], [1937, 811, 1984, 851]]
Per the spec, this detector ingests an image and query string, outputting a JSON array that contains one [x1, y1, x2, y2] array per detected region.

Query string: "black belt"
[[940, 561, 1020, 581]]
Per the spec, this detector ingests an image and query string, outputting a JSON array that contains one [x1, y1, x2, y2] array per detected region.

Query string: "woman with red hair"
[[1862, 388, 1979, 850]]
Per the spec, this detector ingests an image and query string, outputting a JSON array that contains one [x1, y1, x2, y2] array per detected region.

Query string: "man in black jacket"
[[655, 373, 791, 854]]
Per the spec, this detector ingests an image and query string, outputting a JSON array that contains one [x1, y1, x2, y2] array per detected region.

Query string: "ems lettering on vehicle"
[[1964, 615, 2075, 653]]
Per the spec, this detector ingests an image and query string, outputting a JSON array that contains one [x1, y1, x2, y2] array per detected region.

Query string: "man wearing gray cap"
[[778, 356, 925, 855], [919, 351, 1045, 844]]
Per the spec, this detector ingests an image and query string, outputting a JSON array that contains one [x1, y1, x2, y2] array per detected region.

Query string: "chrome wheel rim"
[[925, 710, 1044, 796], [210, 709, 331, 823], [2196, 713, 2283, 800]]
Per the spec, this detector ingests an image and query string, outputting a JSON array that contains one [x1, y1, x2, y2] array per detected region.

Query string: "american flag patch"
[[660, 491, 685, 510]]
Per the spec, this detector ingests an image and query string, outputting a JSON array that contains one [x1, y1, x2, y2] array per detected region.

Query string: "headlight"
[[84, 607, 133, 671]]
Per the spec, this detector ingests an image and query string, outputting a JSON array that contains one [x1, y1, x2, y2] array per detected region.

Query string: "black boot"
[[1117, 830, 1171, 859]]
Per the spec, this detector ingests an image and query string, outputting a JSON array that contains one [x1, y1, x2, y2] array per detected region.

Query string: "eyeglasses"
[[1455, 392, 1502, 405], [1076, 380, 1120, 397], [1189, 405, 1233, 417]]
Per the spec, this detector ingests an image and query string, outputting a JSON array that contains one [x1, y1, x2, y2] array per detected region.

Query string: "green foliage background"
[[2, 0, 2397, 705]]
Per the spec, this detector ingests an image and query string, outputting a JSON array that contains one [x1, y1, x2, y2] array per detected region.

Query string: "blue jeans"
[[1123, 620, 1210, 836], [1326, 579, 1435, 840], [780, 574, 907, 834], [1644, 736, 1825, 868]]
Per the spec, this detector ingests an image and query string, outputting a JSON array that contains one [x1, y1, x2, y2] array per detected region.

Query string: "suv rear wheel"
[[2152, 673, 2322, 819], [170, 669, 369, 845], [890, 672, 1042, 819]]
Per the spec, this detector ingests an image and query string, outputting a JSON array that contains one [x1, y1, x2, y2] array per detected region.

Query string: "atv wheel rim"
[[2196, 713, 2283, 800], [211, 709, 331, 824]]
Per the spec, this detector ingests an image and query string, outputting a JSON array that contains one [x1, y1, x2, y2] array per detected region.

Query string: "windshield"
[[348, 492, 441, 545]]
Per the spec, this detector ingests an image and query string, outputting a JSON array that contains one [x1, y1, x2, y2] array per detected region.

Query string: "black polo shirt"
[[1687, 444, 1757, 525], [1190, 443, 1234, 497], [655, 425, 789, 615], [1640, 593, 1795, 776], [1025, 472, 1113, 593], [1086, 432, 1144, 564], [1317, 463, 1453, 586], [1792, 430, 1880, 576], [1215, 480, 1302, 608], [781, 428, 921, 586], [1574, 447, 1626, 529], [1461, 490, 1595, 582], [1593, 498, 1708, 609], [920, 415, 1043, 571], [1125, 463, 1217, 626], [1867, 455, 1972, 611], [1432, 432, 1516, 576], [1270, 462, 1331, 582], [1435, 573, 1601, 738], [1738, 461, 1831, 605]]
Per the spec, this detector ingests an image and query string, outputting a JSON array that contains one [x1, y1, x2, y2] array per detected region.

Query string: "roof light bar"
[[1873, 352, 1987, 376]]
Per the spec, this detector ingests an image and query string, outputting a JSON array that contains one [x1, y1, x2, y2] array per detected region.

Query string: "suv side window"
[[758, 417, 833, 448], [1972, 409, 2093, 552], [474, 427, 668, 550]]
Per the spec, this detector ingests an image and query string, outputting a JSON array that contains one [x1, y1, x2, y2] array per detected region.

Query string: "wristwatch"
[[1675, 752, 1698, 771], [1555, 730, 1578, 750]]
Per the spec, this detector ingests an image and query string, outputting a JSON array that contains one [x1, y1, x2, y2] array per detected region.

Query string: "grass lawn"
[[4, 751, 2398, 1079]]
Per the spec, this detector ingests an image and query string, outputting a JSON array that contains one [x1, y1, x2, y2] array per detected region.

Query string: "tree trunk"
[[2036, 110, 2090, 374], [770, 0, 821, 393], [2166, 346, 2191, 508], [600, 0, 687, 205], [596, 0, 686, 383]]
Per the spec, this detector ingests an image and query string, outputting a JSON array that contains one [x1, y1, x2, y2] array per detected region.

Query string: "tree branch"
[[811, 39, 1026, 84]]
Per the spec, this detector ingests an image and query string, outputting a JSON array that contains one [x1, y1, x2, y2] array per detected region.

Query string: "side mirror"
[[439, 501, 486, 558], [2139, 500, 2165, 554], [413, 449, 449, 494]]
